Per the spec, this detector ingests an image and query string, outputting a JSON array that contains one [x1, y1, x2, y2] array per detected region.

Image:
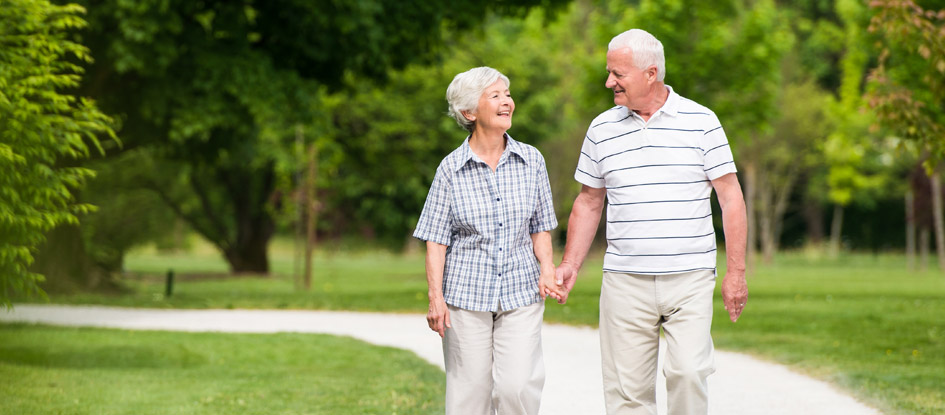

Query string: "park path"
[[2, 305, 881, 415]]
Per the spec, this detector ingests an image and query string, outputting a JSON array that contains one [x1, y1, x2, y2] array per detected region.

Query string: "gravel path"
[[2, 305, 881, 415]]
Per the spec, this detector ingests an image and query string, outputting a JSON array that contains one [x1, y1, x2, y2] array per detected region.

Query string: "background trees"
[[0, 0, 115, 305], [36, 0, 569, 280], [5, 0, 945, 298], [868, 0, 945, 269]]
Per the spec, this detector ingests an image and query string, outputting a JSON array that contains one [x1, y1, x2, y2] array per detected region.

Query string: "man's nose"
[[605, 73, 615, 88]]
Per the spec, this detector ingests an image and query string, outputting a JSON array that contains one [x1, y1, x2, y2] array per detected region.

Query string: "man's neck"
[[632, 83, 668, 122]]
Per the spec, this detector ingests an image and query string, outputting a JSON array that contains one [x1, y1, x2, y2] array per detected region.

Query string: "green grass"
[[31, 240, 945, 414], [55, 242, 431, 311], [0, 324, 444, 415], [710, 254, 945, 415]]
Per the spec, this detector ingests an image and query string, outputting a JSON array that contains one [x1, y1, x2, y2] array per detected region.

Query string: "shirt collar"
[[453, 133, 529, 171], [660, 85, 680, 117]]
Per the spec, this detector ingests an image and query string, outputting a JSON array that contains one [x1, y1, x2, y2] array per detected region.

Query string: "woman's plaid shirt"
[[414, 135, 557, 312]]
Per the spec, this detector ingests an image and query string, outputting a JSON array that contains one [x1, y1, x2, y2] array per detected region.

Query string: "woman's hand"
[[427, 296, 451, 338], [553, 261, 579, 304], [539, 263, 564, 302]]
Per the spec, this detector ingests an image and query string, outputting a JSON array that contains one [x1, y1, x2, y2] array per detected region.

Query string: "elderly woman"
[[413, 66, 561, 415]]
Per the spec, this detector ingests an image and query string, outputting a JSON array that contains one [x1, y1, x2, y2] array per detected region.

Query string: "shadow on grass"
[[0, 325, 207, 369]]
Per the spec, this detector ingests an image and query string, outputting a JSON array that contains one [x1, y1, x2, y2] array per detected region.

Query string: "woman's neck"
[[469, 129, 507, 171]]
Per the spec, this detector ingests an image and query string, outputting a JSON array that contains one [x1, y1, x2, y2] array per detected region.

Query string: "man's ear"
[[646, 66, 658, 83]]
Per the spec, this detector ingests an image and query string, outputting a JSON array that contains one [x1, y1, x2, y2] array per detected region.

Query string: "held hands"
[[551, 262, 579, 304], [539, 263, 565, 302], [427, 296, 451, 338], [721, 271, 748, 322]]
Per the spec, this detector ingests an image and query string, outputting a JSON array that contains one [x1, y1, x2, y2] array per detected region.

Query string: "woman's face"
[[468, 79, 514, 133]]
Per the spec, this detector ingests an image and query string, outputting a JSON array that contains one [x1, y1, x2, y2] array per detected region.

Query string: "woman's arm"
[[531, 231, 561, 301], [425, 241, 450, 337]]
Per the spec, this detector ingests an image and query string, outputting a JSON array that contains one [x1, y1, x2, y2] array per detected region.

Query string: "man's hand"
[[721, 271, 748, 322], [427, 297, 451, 338], [554, 262, 580, 304], [712, 173, 748, 323]]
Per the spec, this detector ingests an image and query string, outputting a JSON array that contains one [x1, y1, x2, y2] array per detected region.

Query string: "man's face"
[[605, 48, 652, 109]]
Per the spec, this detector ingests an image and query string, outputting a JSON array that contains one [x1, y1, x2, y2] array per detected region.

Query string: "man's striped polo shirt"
[[575, 86, 737, 275]]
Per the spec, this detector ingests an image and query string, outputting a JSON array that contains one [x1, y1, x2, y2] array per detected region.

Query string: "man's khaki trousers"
[[443, 301, 545, 415], [600, 269, 716, 415]]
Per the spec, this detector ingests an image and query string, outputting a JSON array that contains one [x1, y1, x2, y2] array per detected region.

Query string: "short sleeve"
[[574, 127, 605, 188], [701, 114, 737, 180], [529, 154, 558, 234], [413, 161, 453, 246]]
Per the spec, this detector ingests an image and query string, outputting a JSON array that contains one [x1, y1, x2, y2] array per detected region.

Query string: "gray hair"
[[446, 67, 510, 133], [608, 29, 665, 81]]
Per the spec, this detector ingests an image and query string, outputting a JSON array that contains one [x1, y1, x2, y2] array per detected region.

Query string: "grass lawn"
[[709, 254, 945, 415], [0, 324, 444, 415], [26, 240, 945, 414]]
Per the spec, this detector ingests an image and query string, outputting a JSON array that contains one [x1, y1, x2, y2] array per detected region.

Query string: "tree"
[[868, 0, 945, 269], [60, 0, 569, 275], [0, 0, 115, 306], [755, 80, 832, 262], [819, 0, 887, 256], [324, 2, 606, 247]]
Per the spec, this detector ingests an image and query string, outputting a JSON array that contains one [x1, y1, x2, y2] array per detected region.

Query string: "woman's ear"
[[462, 110, 476, 122]]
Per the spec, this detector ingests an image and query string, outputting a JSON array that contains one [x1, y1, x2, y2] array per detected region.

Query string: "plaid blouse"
[[414, 134, 557, 312]]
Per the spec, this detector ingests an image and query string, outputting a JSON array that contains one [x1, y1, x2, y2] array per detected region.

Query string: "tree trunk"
[[771, 174, 796, 252], [31, 224, 119, 293], [829, 205, 844, 257], [758, 175, 776, 265], [224, 234, 271, 274], [931, 170, 945, 272], [294, 131, 305, 289], [743, 163, 757, 274], [920, 228, 930, 271], [218, 161, 277, 275], [906, 188, 916, 270], [802, 192, 825, 247], [304, 141, 318, 290], [758, 169, 798, 264]]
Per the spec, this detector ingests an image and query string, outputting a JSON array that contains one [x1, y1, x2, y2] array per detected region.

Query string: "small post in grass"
[[165, 269, 174, 298]]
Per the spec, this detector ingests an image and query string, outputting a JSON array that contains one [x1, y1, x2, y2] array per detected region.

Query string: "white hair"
[[446, 67, 510, 133], [608, 29, 665, 81]]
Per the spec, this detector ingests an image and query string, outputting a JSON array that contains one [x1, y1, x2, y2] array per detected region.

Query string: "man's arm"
[[711, 173, 748, 322], [555, 185, 606, 303]]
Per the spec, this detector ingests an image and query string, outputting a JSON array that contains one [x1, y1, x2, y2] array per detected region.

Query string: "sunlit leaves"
[[867, 0, 945, 168], [0, 0, 116, 306]]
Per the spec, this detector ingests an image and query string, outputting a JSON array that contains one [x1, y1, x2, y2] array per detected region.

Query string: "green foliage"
[[322, 4, 605, 244], [78, 150, 181, 272], [867, 0, 945, 168], [819, 0, 891, 208], [0, 0, 115, 307], [605, 0, 793, 145], [0, 325, 445, 414], [72, 0, 570, 271]]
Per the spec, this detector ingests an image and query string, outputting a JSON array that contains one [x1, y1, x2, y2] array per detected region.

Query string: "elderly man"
[[555, 29, 748, 415]]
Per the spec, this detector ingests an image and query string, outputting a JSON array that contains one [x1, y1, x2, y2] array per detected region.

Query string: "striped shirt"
[[414, 134, 558, 312], [575, 86, 736, 275]]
